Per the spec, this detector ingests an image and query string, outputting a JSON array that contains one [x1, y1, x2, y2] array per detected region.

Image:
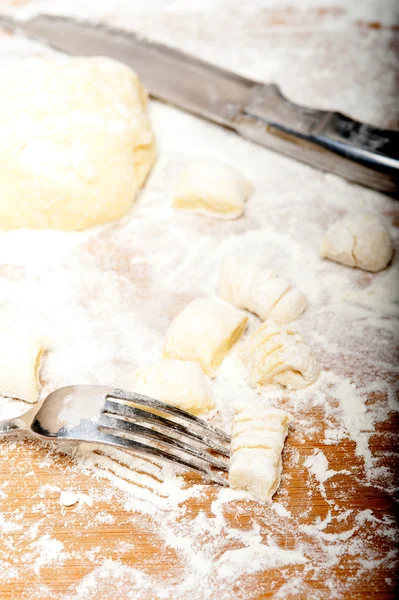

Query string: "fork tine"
[[100, 414, 229, 472], [107, 389, 230, 443], [97, 423, 229, 486], [103, 399, 230, 456]]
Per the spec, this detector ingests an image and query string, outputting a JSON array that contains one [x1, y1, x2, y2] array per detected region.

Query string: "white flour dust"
[[304, 449, 350, 484], [0, 1, 398, 599]]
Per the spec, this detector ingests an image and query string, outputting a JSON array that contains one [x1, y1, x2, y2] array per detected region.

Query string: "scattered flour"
[[30, 534, 66, 575], [216, 543, 308, 578], [305, 449, 350, 483], [64, 559, 170, 600]]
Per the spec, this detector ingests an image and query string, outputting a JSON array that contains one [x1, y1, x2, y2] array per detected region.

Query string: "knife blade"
[[0, 14, 255, 127], [1, 14, 398, 195]]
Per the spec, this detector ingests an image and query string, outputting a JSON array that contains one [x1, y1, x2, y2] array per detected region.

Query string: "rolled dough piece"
[[0, 57, 156, 230], [320, 212, 393, 272], [163, 299, 248, 376], [173, 159, 253, 219], [218, 256, 307, 322], [0, 337, 45, 403], [240, 320, 319, 390], [229, 404, 293, 503], [128, 359, 215, 415]]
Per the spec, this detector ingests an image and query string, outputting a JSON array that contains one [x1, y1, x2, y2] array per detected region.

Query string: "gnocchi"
[[229, 404, 293, 503], [320, 211, 393, 272], [240, 320, 319, 390], [173, 159, 253, 219], [128, 359, 215, 416], [0, 336, 45, 403], [218, 256, 307, 322], [163, 298, 248, 376]]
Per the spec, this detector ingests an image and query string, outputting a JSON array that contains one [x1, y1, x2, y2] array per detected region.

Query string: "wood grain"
[[0, 405, 398, 599]]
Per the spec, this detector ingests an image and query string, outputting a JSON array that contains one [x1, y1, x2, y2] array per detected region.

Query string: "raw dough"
[[240, 320, 319, 390], [0, 57, 156, 230], [229, 404, 293, 503], [128, 359, 215, 415], [173, 159, 252, 219], [320, 211, 393, 272], [59, 491, 80, 507], [218, 256, 307, 322], [163, 299, 248, 376], [0, 337, 45, 403]]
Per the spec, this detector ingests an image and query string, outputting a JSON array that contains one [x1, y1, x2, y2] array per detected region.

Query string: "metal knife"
[[1, 14, 398, 195]]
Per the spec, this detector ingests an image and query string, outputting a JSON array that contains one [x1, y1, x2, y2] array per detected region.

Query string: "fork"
[[0, 385, 230, 485]]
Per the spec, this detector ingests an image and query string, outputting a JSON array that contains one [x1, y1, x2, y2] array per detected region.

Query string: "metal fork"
[[0, 385, 230, 485]]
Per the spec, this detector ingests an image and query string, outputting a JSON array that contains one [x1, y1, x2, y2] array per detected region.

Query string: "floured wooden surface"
[[0, 1, 398, 598]]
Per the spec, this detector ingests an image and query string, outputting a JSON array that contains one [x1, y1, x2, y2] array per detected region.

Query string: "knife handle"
[[232, 84, 399, 195]]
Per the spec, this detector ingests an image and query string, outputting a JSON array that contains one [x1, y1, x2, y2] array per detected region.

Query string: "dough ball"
[[128, 359, 215, 416], [0, 57, 156, 230], [163, 298, 248, 376], [240, 320, 319, 390], [229, 404, 293, 503], [0, 336, 45, 403], [218, 256, 307, 322], [320, 211, 394, 272], [173, 159, 252, 219], [59, 491, 80, 507]]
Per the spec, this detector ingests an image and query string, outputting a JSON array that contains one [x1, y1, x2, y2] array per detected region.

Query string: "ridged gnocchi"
[[163, 298, 248, 377], [229, 404, 293, 503], [240, 320, 319, 390], [218, 256, 307, 322]]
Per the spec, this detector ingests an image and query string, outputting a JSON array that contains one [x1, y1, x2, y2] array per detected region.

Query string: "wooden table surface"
[[1, 408, 398, 599], [0, 1, 398, 599]]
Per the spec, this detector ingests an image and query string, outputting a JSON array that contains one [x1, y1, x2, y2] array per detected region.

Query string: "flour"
[[0, 0, 398, 599], [64, 559, 170, 600], [271, 502, 291, 518], [29, 534, 67, 575], [0, 512, 23, 533], [304, 449, 350, 483]]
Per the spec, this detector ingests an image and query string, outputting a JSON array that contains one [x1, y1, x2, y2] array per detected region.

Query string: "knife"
[[1, 14, 398, 196]]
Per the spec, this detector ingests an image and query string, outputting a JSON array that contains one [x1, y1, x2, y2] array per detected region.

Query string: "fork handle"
[[0, 405, 38, 437], [0, 417, 25, 436]]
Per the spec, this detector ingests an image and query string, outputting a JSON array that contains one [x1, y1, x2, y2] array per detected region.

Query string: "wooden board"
[[0, 412, 398, 599]]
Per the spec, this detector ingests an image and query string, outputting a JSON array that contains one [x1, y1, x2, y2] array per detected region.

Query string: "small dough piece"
[[128, 359, 215, 415], [163, 299, 248, 376], [320, 211, 393, 272], [0, 337, 45, 403], [0, 57, 156, 230], [229, 404, 293, 502], [240, 320, 319, 390], [173, 159, 252, 219], [218, 256, 307, 322], [59, 491, 80, 507]]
